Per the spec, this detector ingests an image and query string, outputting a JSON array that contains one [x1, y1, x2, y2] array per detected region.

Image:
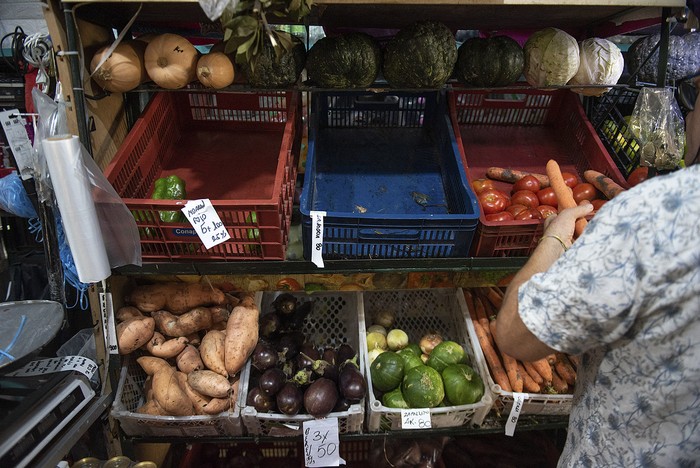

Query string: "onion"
[[366, 332, 387, 350], [420, 332, 443, 355], [367, 348, 385, 364], [386, 329, 409, 351], [373, 309, 395, 329], [367, 324, 387, 336]]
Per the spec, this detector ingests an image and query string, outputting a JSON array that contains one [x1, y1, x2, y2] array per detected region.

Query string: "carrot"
[[486, 167, 550, 187], [584, 169, 626, 199], [517, 362, 541, 393], [522, 361, 545, 385], [568, 354, 581, 369], [545, 159, 588, 237], [550, 368, 569, 394], [554, 353, 577, 386], [502, 351, 523, 392], [527, 357, 553, 385], [463, 289, 477, 322], [473, 319, 511, 392], [484, 286, 504, 310], [474, 296, 493, 346]]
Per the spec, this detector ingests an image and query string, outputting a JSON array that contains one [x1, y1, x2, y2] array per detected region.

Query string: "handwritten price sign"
[[309, 210, 326, 268], [181, 199, 230, 249], [401, 408, 432, 429], [302, 418, 344, 467]]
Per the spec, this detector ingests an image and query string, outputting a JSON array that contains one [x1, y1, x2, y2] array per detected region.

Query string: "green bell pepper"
[[152, 175, 186, 223]]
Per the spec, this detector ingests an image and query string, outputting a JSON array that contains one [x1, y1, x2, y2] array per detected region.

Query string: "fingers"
[[558, 203, 594, 221], [544, 204, 594, 242]]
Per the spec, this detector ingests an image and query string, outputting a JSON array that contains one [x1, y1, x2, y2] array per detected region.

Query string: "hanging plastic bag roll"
[[42, 135, 111, 283]]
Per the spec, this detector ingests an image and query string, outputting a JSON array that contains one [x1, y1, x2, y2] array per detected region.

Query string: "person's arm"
[[495, 203, 593, 362]]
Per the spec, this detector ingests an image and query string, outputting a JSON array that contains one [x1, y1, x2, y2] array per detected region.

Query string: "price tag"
[[505, 392, 529, 436], [181, 199, 230, 249], [0, 109, 33, 179], [302, 417, 345, 467], [8, 355, 98, 380], [99, 292, 119, 355], [401, 408, 432, 429], [310, 210, 326, 268]]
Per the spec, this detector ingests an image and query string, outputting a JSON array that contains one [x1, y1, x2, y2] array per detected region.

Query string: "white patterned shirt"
[[518, 165, 700, 467]]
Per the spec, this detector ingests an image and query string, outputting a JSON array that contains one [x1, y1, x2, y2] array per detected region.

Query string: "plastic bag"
[[629, 87, 686, 170], [198, 0, 237, 21], [0, 171, 38, 218], [368, 437, 448, 468]]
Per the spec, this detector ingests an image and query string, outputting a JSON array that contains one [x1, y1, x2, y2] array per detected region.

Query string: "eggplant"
[[293, 368, 314, 387], [281, 358, 297, 379], [303, 378, 338, 418], [273, 293, 297, 315], [276, 331, 305, 359], [284, 300, 313, 331], [339, 360, 367, 402], [333, 396, 352, 412], [312, 359, 339, 382], [322, 347, 337, 365], [297, 344, 320, 370], [247, 387, 276, 413], [259, 367, 286, 397], [276, 382, 303, 415], [252, 342, 278, 372], [259, 312, 282, 338], [336, 343, 357, 364]]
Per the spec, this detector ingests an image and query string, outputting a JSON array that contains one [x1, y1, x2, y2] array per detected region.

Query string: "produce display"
[[90, 40, 148, 93], [455, 36, 524, 88], [243, 35, 306, 88], [144, 33, 199, 89], [114, 281, 257, 417], [245, 293, 368, 420], [382, 20, 457, 88], [627, 32, 700, 83], [464, 289, 578, 397], [523, 27, 580, 87], [196, 52, 235, 89], [568, 38, 624, 96], [306, 32, 382, 88]]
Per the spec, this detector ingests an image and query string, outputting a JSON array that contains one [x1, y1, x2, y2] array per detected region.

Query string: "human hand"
[[543, 203, 594, 246]]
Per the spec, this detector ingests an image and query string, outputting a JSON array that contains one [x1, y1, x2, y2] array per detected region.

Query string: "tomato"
[[590, 199, 608, 211], [536, 205, 558, 218], [478, 188, 509, 215], [561, 172, 579, 188], [485, 211, 514, 222], [276, 278, 302, 291], [512, 175, 541, 193], [506, 204, 528, 217], [511, 190, 540, 209], [515, 208, 543, 220], [572, 183, 596, 204], [472, 178, 496, 195], [627, 167, 649, 187], [536, 187, 558, 208]]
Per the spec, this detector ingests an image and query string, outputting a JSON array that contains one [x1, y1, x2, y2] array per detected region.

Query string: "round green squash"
[[306, 32, 382, 88], [402, 364, 445, 408], [370, 351, 404, 392], [400, 343, 423, 357], [441, 363, 484, 406], [456, 36, 524, 87], [426, 340, 466, 372], [381, 387, 409, 409], [397, 350, 424, 372]]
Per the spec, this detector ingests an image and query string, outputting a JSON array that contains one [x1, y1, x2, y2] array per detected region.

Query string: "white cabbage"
[[569, 38, 624, 96], [524, 28, 580, 87]]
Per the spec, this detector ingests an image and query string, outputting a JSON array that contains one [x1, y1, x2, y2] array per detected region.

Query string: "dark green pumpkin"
[[382, 387, 409, 409], [456, 36, 524, 87], [402, 364, 444, 408], [370, 351, 405, 392], [441, 363, 484, 406], [426, 340, 466, 373]]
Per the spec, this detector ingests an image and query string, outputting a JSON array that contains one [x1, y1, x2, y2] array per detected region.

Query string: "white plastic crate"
[[240, 291, 365, 436], [361, 289, 493, 431], [460, 291, 573, 416], [111, 356, 244, 437]]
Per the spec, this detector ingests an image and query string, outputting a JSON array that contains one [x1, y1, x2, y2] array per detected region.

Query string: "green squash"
[[306, 32, 382, 88], [370, 351, 404, 392], [441, 363, 484, 406], [397, 350, 424, 372], [456, 36, 524, 87], [382, 387, 409, 409], [402, 365, 445, 408], [400, 343, 423, 357], [426, 340, 466, 372], [627, 32, 700, 83]]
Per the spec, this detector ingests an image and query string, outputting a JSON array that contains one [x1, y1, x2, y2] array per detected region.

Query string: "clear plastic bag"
[[0, 171, 38, 219], [198, 0, 237, 21], [629, 87, 686, 170]]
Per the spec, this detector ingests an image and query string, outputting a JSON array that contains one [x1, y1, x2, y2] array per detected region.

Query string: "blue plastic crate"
[[300, 91, 480, 260]]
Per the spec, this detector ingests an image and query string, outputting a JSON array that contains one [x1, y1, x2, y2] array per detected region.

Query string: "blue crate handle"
[[358, 228, 421, 241], [352, 94, 402, 111]]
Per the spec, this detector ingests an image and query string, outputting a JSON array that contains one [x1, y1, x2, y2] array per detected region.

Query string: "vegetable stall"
[[28, 0, 694, 465]]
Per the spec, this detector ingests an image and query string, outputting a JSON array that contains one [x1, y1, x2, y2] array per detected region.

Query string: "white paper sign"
[[401, 408, 432, 429], [310, 210, 326, 268], [8, 355, 98, 380], [181, 199, 230, 249], [0, 109, 33, 179], [99, 292, 118, 355], [505, 392, 529, 436], [303, 417, 345, 467]]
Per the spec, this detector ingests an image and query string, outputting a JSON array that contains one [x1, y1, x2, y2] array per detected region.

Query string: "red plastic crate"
[[449, 87, 628, 257], [104, 90, 301, 261]]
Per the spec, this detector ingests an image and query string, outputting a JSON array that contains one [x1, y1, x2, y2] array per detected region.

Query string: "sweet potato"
[[152, 307, 220, 337], [152, 368, 195, 416], [127, 282, 227, 314], [176, 344, 204, 374], [188, 369, 231, 398], [200, 330, 227, 376], [117, 316, 155, 354], [116, 306, 144, 321], [225, 294, 259, 376], [146, 332, 189, 358], [185, 332, 202, 347], [202, 397, 231, 415], [136, 398, 166, 416], [137, 356, 172, 376], [175, 371, 208, 415]]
